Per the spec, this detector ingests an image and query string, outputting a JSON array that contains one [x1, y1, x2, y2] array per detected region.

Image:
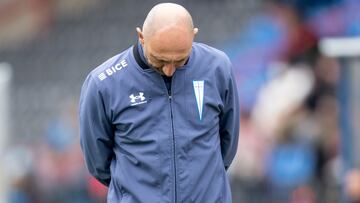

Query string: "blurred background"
[[0, 0, 359, 202]]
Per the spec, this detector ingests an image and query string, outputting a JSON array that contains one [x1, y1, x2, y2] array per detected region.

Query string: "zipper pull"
[[169, 95, 172, 100]]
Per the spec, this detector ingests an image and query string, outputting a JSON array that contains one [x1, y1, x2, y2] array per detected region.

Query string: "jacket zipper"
[[168, 94, 178, 203], [163, 76, 178, 203]]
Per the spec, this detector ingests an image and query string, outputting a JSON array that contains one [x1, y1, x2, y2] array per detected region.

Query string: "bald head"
[[142, 3, 194, 39], [136, 3, 198, 76]]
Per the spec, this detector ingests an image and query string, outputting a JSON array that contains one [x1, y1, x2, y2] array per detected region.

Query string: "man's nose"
[[162, 63, 176, 76]]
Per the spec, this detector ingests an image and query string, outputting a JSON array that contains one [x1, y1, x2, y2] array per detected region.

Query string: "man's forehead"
[[149, 46, 191, 61]]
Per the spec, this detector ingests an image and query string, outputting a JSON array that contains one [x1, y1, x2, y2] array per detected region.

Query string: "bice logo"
[[129, 92, 147, 106], [98, 59, 128, 81]]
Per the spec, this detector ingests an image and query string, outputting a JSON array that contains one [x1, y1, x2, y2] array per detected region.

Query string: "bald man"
[[79, 3, 239, 203]]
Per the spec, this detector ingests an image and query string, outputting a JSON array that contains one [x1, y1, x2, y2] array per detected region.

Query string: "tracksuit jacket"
[[79, 42, 240, 203]]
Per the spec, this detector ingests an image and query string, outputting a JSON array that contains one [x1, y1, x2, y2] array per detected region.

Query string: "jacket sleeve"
[[219, 56, 240, 170], [79, 74, 114, 186]]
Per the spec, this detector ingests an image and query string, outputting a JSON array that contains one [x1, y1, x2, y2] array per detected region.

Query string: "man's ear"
[[136, 27, 145, 45], [193, 28, 199, 35]]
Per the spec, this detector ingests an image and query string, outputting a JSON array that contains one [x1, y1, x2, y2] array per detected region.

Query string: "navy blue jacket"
[[79, 42, 240, 203]]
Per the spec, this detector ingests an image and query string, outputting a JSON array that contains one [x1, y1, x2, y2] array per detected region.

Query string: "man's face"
[[140, 26, 195, 77]]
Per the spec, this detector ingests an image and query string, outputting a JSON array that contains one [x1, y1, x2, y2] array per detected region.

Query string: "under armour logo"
[[129, 92, 147, 106]]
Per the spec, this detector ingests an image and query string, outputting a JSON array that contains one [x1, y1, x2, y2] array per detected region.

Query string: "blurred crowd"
[[1, 0, 360, 203], [4, 101, 108, 203], [227, 0, 360, 203]]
